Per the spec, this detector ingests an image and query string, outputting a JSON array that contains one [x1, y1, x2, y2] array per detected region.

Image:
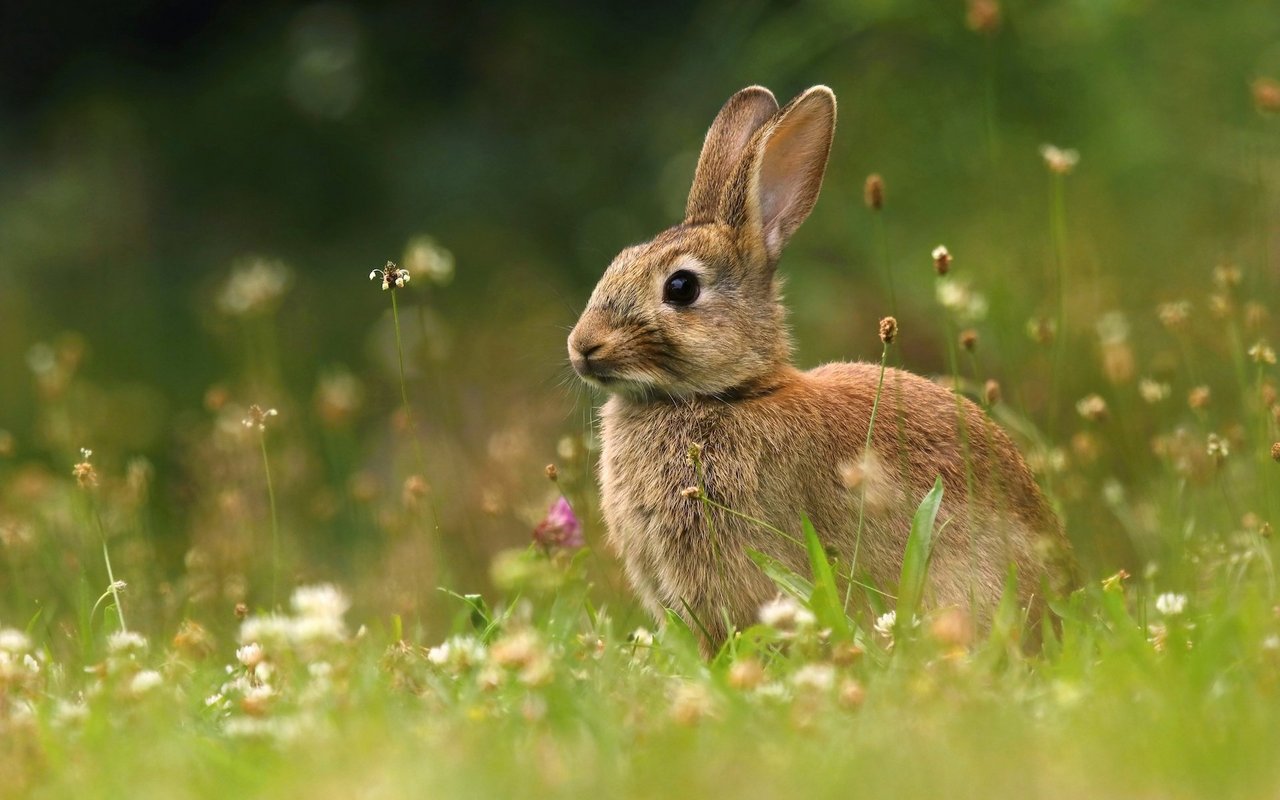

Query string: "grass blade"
[[897, 477, 944, 626]]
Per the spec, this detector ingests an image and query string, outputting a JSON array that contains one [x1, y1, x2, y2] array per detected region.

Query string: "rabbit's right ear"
[[684, 86, 779, 224]]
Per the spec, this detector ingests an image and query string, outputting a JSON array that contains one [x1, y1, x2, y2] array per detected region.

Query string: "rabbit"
[[567, 85, 1075, 651]]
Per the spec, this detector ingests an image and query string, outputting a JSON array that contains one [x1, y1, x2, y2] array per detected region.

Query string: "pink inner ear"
[[757, 101, 832, 254]]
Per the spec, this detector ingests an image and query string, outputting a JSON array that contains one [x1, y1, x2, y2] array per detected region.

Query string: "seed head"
[[1139, 378, 1170, 404], [680, 486, 703, 500], [1188, 385, 1211, 411], [1158, 301, 1191, 332], [369, 260, 411, 291], [863, 174, 884, 210], [1039, 144, 1080, 175], [72, 448, 98, 489], [1248, 340, 1277, 366], [1253, 77, 1280, 114], [1076, 394, 1109, 422], [983, 379, 1001, 405], [1271, 442, 1280, 462], [965, 0, 1001, 34], [1213, 263, 1242, 290], [1206, 433, 1229, 464], [242, 405, 278, 432], [931, 245, 952, 275], [544, 463, 558, 482], [878, 316, 898, 345], [959, 329, 978, 352], [1026, 317, 1056, 345]]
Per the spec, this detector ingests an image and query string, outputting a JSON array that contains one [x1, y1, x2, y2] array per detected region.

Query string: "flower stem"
[[846, 341, 890, 609], [93, 509, 127, 633], [259, 430, 280, 608]]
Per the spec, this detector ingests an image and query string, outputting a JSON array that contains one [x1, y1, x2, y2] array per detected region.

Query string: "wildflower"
[[242, 405, 278, 432], [959, 329, 978, 352], [236, 643, 265, 668], [935, 279, 988, 321], [72, 448, 98, 489], [1076, 394, 1109, 422], [1206, 433, 1229, 463], [983, 379, 1001, 405], [1040, 144, 1079, 175], [291, 584, 351, 623], [129, 670, 164, 695], [217, 257, 291, 316], [791, 663, 837, 692], [1271, 442, 1280, 462], [874, 610, 897, 637], [0, 628, 31, 653], [929, 607, 973, 649], [1245, 302, 1269, 330], [314, 369, 364, 427], [402, 475, 430, 508], [1249, 340, 1277, 366], [1208, 293, 1232, 319], [1026, 316, 1056, 345], [533, 496, 584, 550], [1157, 301, 1191, 332], [838, 678, 866, 710], [1188, 386, 1211, 411], [629, 627, 655, 648], [728, 658, 765, 690], [426, 635, 487, 672], [878, 316, 898, 345], [1253, 77, 1280, 114], [369, 260, 411, 291], [1213, 264, 1242, 290], [1155, 593, 1187, 616], [489, 629, 553, 686], [758, 596, 816, 630], [1139, 378, 1170, 404], [864, 174, 884, 210], [669, 681, 716, 725], [965, 0, 1001, 34], [931, 245, 952, 275], [680, 486, 702, 499], [401, 236, 455, 285], [107, 630, 147, 654]]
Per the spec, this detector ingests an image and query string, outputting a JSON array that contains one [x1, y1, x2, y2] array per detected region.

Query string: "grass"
[[4, 20, 1280, 800]]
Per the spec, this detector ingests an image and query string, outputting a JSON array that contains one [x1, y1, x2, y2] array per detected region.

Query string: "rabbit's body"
[[569, 85, 1074, 649], [600, 362, 1067, 644]]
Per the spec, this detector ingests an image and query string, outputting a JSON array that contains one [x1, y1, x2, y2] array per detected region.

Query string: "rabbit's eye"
[[663, 270, 700, 306]]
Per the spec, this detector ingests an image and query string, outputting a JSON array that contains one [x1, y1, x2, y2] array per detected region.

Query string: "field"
[[3, 2, 1280, 798]]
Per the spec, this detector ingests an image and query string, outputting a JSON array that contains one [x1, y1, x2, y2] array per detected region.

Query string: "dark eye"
[[663, 270, 700, 306]]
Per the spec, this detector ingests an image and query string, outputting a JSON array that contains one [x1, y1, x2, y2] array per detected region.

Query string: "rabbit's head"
[[569, 86, 836, 399]]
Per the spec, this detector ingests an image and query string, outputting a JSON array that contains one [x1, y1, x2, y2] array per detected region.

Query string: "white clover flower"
[[236, 643, 264, 668], [1155, 592, 1187, 616], [427, 635, 486, 671], [107, 631, 148, 654], [54, 699, 89, 726], [291, 584, 351, 621], [129, 669, 164, 695], [629, 627, 655, 647], [790, 663, 837, 692], [1040, 144, 1080, 174], [0, 628, 31, 654], [238, 613, 296, 646], [758, 596, 816, 630], [874, 611, 897, 637]]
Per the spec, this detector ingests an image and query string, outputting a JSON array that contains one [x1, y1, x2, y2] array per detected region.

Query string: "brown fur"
[[568, 86, 1074, 650]]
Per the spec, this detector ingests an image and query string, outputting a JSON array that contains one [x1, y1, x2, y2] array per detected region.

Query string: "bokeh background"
[[2, 1, 1278, 633]]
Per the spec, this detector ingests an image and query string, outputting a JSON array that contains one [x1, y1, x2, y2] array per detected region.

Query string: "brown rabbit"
[[568, 85, 1074, 650]]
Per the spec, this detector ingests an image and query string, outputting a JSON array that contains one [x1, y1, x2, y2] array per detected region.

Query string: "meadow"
[[2, 2, 1280, 798]]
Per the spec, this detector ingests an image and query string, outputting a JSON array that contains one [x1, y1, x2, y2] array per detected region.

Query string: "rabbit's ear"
[[685, 86, 779, 224], [721, 86, 836, 263]]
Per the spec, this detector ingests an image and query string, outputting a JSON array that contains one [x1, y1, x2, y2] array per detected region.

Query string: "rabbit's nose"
[[569, 340, 604, 377]]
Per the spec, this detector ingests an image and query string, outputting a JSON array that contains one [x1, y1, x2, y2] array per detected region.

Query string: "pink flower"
[[533, 496, 583, 550]]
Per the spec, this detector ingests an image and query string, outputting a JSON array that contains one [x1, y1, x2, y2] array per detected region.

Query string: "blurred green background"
[[1, 1, 1278, 627]]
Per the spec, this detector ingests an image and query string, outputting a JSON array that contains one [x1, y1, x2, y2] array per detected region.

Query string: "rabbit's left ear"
[[721, 86, 836, 264], [685, 86, 780, 224]]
